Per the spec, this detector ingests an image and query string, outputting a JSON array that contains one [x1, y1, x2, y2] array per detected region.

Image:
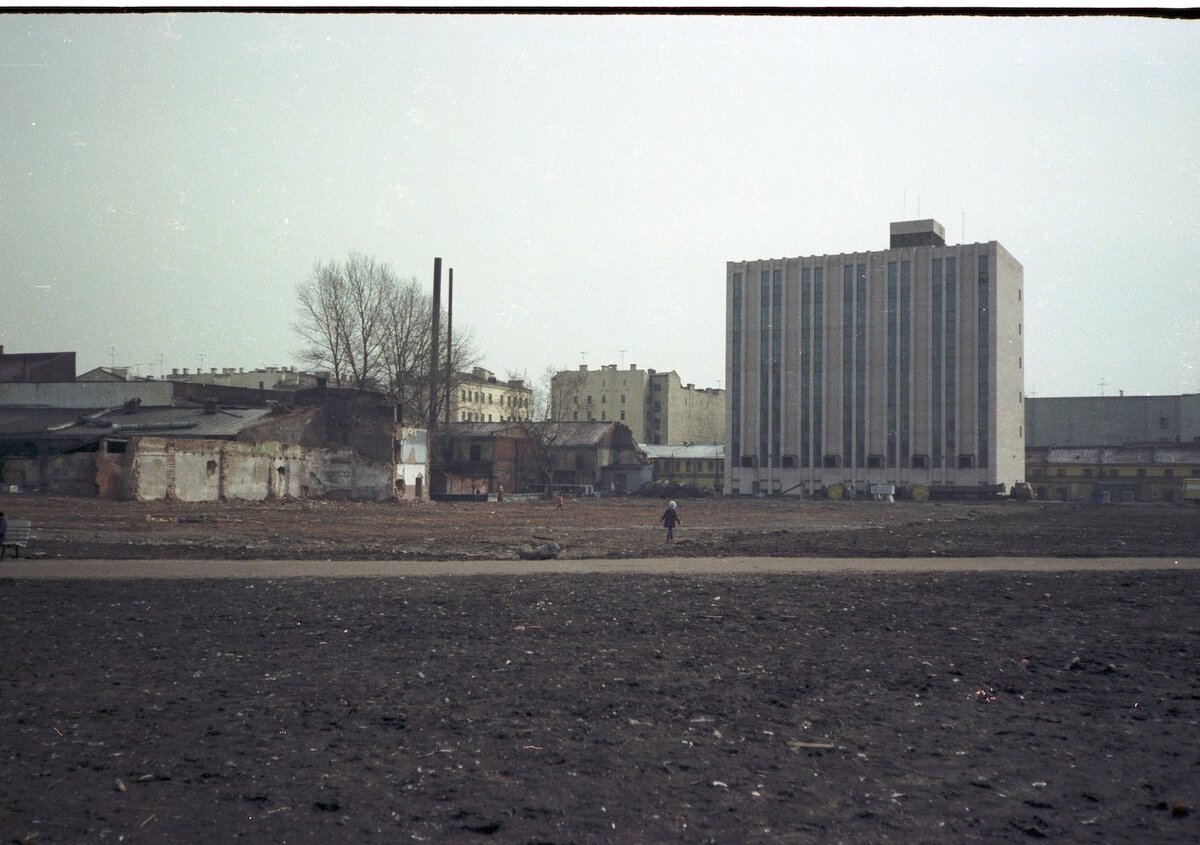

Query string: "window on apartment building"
[[573, 411, 578, 420], [601, 395, 606, 404], [587, 395, 592, 404], [601, 411, 606, 421], [620, 394, 626, 403], [822, 454, 840, 468], [957, 454, 976, 469], [741, 455, 757, 467], [620, 410, 625, 420], [654, 401, 661, 412], [911, 454, 929, 469], [1160, 416, 1169, 429], [782, 455, 797, 468], [868, 454, 884, 469]]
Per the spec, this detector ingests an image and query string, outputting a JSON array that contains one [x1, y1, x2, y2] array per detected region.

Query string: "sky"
[[2, 12, 1198, 398]]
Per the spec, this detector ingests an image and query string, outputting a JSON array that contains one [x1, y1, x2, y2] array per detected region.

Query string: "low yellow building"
[[551, 364, 724, 445], [1026, 445, 1200, 503]]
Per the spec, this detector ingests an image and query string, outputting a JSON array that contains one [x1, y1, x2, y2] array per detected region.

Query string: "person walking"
[[659, 500, 682, 541], [555, 494, 564, 511]]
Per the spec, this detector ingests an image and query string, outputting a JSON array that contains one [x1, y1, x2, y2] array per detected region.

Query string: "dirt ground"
[[2, 493, 1198, 561], [2, 495, 1198, 843], [1, 569, 1198, 843]]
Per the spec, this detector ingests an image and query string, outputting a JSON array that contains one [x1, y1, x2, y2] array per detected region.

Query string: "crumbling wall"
[[2, 454, 95, 495], [306, 447, 393, 501], [130, 439, 324, 502]]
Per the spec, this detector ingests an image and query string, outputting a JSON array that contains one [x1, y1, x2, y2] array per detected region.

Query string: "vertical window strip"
[[813, 267, 824, 464], [977, 254, 990, 468], [760, 270, 770, 467], [900, 260, 911, 468], [842, 265, 854, 468], [887, 262, 897, 468], [945, 258, 957, 458], [931, 258, 943, 469], [772, 269, 783, 468], [855, 263, 867, 468], [731, 272, 742, 462], [801, 268, 811, 468]]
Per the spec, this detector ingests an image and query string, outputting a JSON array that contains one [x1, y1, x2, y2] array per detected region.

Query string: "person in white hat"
[[659, 500, 682, 541]]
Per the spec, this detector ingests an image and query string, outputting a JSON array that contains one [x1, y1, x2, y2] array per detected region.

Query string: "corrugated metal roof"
[[443, 420, 625, 447], [0, 405, 279, 439], [640, 444, 724, 460]]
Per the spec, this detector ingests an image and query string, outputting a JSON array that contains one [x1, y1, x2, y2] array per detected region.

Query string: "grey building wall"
[[1026, 394, 1200, 447], [726, 221, 1025, 495]]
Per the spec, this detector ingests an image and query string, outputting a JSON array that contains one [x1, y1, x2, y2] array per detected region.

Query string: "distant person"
[[659, 500, 682, 541], [496, 485, 504, 503], [555, 494, 564, 511]]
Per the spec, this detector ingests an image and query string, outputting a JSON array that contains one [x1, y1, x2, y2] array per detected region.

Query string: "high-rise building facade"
[[726, 220, 1025, 496]]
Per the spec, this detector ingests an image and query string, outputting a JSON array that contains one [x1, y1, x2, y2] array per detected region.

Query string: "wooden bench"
[[1, 519, 31, 560]]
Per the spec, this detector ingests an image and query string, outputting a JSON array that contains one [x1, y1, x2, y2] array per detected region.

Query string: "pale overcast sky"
[[2, 12, 1198, 397]]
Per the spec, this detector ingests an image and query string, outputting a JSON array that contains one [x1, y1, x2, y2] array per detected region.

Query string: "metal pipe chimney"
[[429, 257, 441, 432], [445, 268, 453, 426]]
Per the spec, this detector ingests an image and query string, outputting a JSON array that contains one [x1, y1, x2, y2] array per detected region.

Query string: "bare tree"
[[294, 253, 393, 389], [294, 254, 477, 420], [294, 259, 352, 385], [378, 276, 478, 424]]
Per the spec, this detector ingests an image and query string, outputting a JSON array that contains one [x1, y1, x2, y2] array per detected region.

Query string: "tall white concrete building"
[[725, 220, 1025, 497]]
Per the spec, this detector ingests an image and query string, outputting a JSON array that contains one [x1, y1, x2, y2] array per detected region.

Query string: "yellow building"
[[550, 364, 724, 446], [1026, 445, 1200, 503], [451, 368, 532, 423]]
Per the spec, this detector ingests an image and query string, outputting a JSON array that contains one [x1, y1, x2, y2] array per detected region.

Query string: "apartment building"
[[550, 364, 723, 445], [726, 219, 1025, 496], [452, 367, 532, 423]]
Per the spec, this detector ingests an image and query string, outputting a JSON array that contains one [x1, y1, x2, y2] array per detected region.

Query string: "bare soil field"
[[1, 493, 1198, 560], [2, 495, 1197, 843], [2, 570, 1198, 843]]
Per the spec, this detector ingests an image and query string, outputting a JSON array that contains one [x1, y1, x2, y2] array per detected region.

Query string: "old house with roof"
[[0, 380, 426, 502], [432, 420, 648, 496]]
